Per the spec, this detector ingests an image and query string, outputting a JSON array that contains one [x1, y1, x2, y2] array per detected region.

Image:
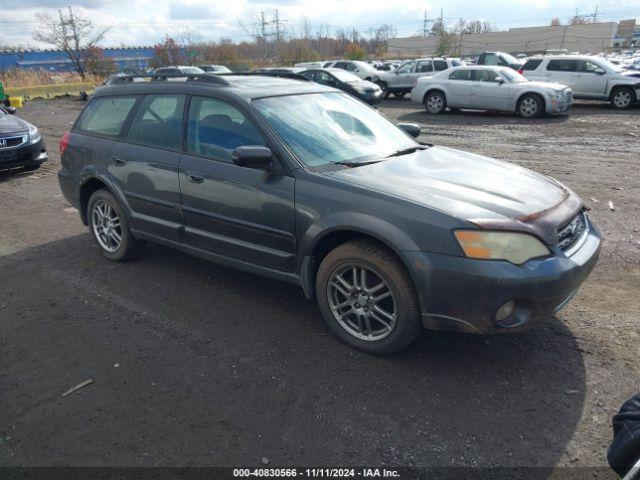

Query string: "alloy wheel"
[[613, 90, 632, 108], [92, 199, 122, 253], [327, 263, 397, 341], [426, 94, 443, 113], [520, 97, 539, 117]]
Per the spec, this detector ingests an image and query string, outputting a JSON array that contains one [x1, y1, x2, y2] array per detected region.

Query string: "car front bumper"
[[405, 222, 601, 334], [0, 137, 48, 170], [548, 98, 572, 114]]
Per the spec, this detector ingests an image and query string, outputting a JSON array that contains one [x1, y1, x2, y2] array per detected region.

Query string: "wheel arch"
[[422, 88, 447, 105], [78, 169, 133, 228], [515, 91, 546, 113], [298, 215, 422, 302]]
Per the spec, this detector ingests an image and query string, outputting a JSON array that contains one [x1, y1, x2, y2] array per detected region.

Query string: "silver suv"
[[521, 55, 640, 109], [375, 58, 464, 98]]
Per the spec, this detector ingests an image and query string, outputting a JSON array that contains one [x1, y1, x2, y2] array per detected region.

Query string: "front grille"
[[0, 134, 27, 149], [557, 211, 587, 251]]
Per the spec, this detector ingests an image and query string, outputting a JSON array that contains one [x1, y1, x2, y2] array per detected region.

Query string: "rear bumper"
[[405, 223, 601, 334], [58, 167, 81, 210], [0, 138, 48, 170]]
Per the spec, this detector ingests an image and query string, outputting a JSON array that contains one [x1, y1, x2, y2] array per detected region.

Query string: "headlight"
[[454, 230, 550, 265], [28, 124, 41, 144]]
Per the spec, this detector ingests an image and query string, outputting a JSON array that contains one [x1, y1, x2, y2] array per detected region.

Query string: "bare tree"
[[178, 31, 203, 65], [34, 6, 109, 79]]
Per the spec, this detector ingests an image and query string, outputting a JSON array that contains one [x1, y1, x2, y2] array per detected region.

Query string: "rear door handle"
[[186, 172, 204, 184], [112, 156, 127, 166]]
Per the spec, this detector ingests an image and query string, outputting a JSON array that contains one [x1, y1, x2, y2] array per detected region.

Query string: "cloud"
[[2, 0, 103, 8], [168, 2, 216, 19]]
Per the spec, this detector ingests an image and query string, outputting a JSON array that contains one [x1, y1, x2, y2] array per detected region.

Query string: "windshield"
[[500, 52, 520, 65], [596, 58, 623, 72], [182, 67, 204, 74], [501, 69, 528, 83], [253, 92, 416, 168], [330, 70, 361, 83]]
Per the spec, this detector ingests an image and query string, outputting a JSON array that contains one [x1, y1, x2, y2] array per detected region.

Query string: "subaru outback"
[[58, 73, 601, 354]]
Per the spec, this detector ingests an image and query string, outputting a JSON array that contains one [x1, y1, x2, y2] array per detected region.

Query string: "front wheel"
[[424, 91, 446, 114], [87, 189, 146, 262], [517, 93, 543, 118], [393, 92, 406, 98], [316, 240, 422, 355], [610, 87, 636, 110]]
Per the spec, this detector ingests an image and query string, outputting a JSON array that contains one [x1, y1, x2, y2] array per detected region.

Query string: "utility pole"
[[423, 10, 428, 37], [591, 5, 599, 23], [274, 9, 281, 43], [260, 11, 266, 39]]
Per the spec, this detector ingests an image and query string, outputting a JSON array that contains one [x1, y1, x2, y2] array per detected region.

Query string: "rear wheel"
[[610, 87, 635, 109], [517, 93, 543, 118], [424, 91, 446, 114], [316, 240, 422, 355], [87, 189, 146, 262]]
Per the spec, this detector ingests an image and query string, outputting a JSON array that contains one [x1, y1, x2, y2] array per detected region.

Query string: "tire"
[[22, 163, 41, 172], [316, 239, 422, 355], [376, 81, 389, 99], [87, 189, 146, 262], [393, 92, 406, 98], [517, 93, 543, 119], [424, 91, 446, 114], [610, 87, 636, 110]]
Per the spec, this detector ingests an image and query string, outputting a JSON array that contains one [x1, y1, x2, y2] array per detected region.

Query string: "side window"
[[301, 71, 315, 81], [345, 62, 357, 72], [396, 62, 414, 74], [416, 61, 433, 73], [434, 60, 448, 71], [474, 70, 500, 82], [322, 62, 332, 68], [547, 60, 577, 72], [187, 96, 266, 162], [127, 94, 185, 150], [483, 54, 499, 66], [449, 69, 472, 81], [316, 71, 334, 85], [334, 62, 347, 70], [76, 96, 136, 137], [580, 60, 605, 74], [522, 59, 542, 71]]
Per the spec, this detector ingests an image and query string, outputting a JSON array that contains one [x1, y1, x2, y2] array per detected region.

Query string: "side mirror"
[[6, 106, 17, 114], [495, 77, 505, 84], [397, 123, 421, 139], [232, 145, 273, 168], [596, 69, 606, 75]]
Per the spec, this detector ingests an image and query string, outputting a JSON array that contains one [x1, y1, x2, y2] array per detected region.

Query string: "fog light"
[[496, 300, 515, 322]]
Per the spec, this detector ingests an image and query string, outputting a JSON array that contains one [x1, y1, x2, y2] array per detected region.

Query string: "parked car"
[[0, 105, 47, 172], [58, 73, 600, 354], [301, 68, 383, 105], [199, 64, 232, 74], [153, 66, 205, 75], [321, 60, 380, 81], [477, 52, 525, 71], [375, 57, 464, 98], [411, 66, 573, 118], [520, 55, 640, 109], [294, 61, 325, 69]]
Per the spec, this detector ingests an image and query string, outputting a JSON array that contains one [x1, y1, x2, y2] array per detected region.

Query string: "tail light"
[[59, 131, 70, 155], [517, 68, 524, 75]]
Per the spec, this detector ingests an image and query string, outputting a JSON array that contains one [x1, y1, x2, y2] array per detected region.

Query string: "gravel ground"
[[0, 97, 638, 475]]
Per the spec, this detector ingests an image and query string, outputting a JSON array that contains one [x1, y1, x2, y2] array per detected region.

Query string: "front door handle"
[[112, 156, 127, 166], [186, 172, 204, 184]]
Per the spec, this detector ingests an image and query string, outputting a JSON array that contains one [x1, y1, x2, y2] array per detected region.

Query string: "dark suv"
[[58, 74, 601, 354]]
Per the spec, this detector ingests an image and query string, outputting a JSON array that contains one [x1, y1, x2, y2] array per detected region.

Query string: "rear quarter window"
[[75, 96, 137, 137], [449, 69, 472, 80], [522, 59, 543, 71]]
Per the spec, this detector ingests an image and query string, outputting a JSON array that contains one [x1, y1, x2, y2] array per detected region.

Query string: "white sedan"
[[410, 66, 573, 118]]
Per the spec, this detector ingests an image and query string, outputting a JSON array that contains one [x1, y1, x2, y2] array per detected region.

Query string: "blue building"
[[0, 47, 155, 72]]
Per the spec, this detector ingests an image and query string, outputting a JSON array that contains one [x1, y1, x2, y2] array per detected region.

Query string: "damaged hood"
[[324, 146, 574, 223]]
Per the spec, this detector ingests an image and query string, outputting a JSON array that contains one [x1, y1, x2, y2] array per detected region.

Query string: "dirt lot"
[[1, 97, 639, 475]]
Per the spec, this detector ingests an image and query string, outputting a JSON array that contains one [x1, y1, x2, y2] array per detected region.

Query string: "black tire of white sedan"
[[87, 189, 146, 262], [424, 91, 446, 114], [610, 87, 636, 110], [316, 240, 422, 355], [517, 93, 544, 119]]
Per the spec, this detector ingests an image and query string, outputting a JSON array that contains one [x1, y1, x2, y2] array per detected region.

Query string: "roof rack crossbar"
[[109, 73, 229, 86]]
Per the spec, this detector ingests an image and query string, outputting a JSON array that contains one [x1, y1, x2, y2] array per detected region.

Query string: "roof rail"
[[107, 73, 229, 86], [222, 71, 310, 81]]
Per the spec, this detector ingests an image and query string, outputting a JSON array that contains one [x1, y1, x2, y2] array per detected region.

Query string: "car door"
[[109, 93, 185, 241], [544, 59, 579, 91], [179, 95, 296, 272], [392, 62, 416, 89], [413, 60, 434, 82], [470, 69, 510, 110], [575, 60, 608, 97], [445, 69, 473, 107]]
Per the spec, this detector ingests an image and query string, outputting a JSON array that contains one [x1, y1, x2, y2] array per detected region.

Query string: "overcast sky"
[[1, 0, 638, 48]]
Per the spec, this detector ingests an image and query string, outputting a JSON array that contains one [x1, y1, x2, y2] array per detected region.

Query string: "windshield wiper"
[[332, 160, 383, 168], [385, 145, 429, 158]]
